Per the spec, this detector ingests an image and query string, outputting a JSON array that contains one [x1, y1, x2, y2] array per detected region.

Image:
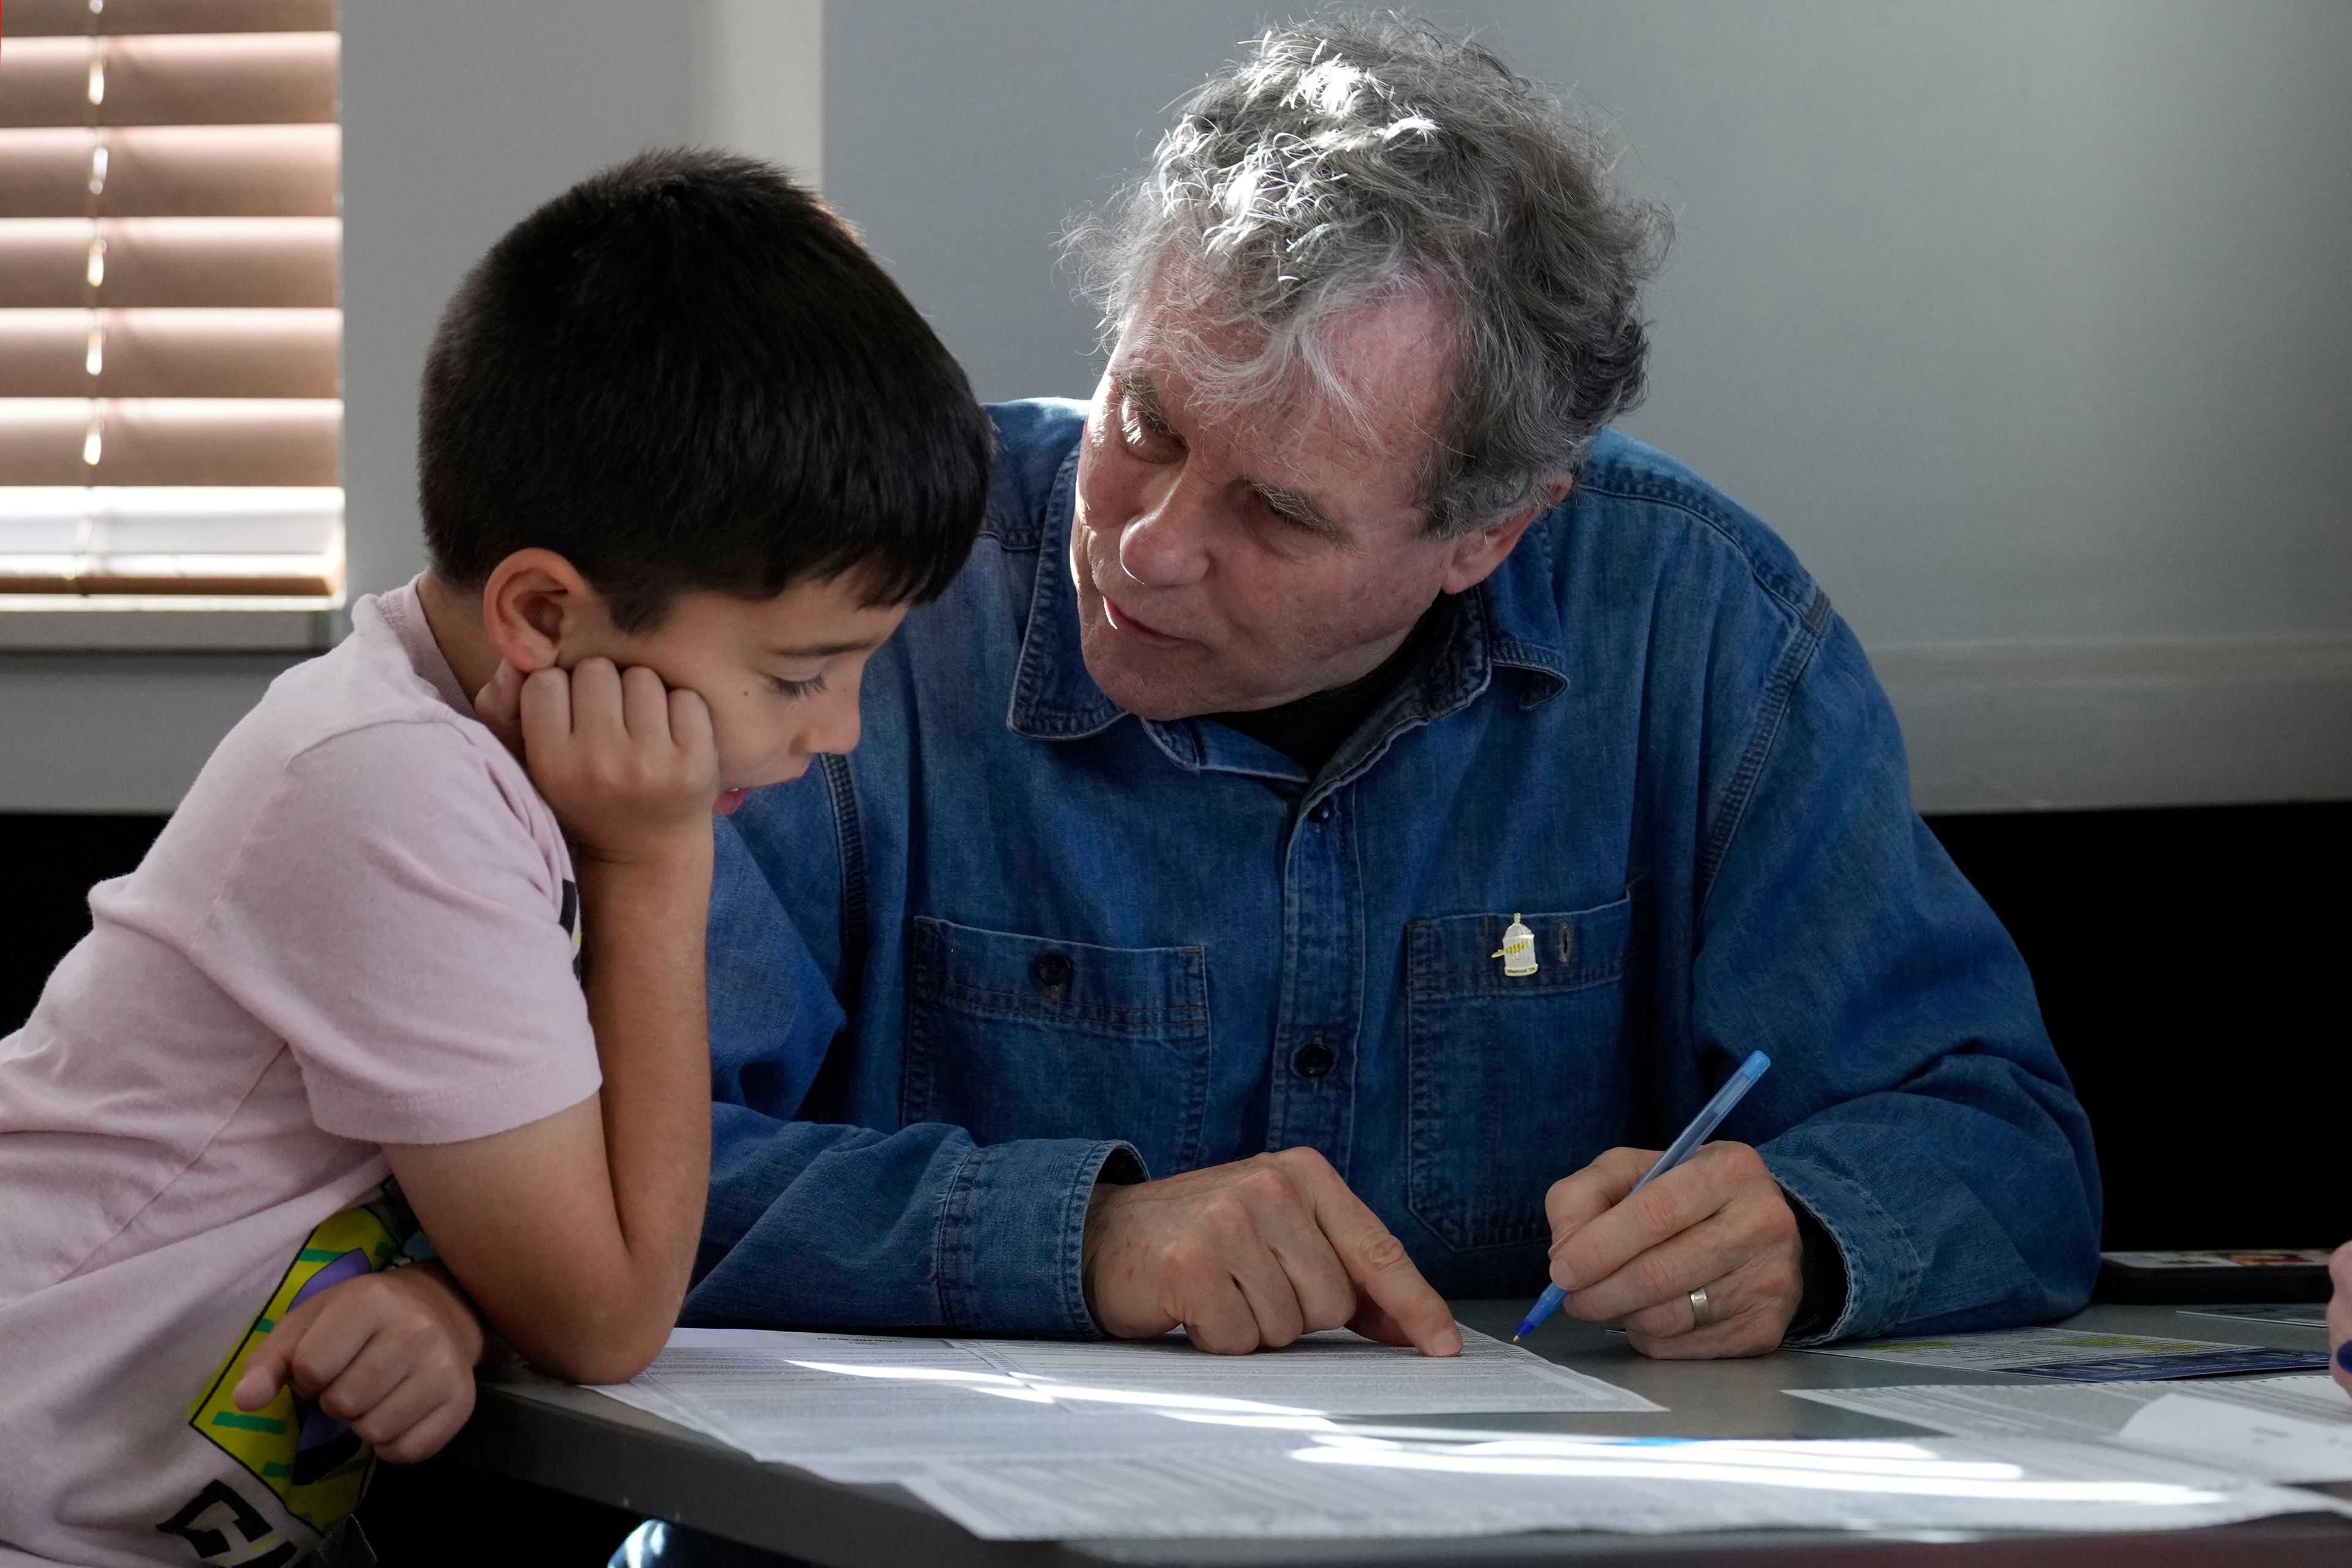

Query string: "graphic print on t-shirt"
[[153, 1479, 298, 1568], [560, 876, 583, 978], [178, 1185, 423, 1534]]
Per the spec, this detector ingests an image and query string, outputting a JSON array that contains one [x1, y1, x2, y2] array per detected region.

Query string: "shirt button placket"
[[1269, 791, 1361, 1166]]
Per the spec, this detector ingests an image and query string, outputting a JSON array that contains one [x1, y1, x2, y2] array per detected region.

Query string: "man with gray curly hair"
[[1068, 22, 1658, 537], [692, 16, 2097, 1378]]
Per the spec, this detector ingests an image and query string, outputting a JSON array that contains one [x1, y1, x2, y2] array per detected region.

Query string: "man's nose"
[[1117, 468, 1214, 589]]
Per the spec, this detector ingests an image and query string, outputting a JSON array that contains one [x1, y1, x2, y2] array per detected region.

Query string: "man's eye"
[[768, 673, 827, 699], [1254, 491, 1335, 541], [1117, 391, 1179, 458]]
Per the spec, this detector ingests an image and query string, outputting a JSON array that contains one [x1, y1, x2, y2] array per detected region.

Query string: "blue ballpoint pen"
[[1513, 1049, 1774, 1341]]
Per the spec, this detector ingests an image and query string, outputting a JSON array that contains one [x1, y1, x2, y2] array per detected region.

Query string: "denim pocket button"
[[907, 918, 1212, 1177], [1293, 1038, 1336, 1079]]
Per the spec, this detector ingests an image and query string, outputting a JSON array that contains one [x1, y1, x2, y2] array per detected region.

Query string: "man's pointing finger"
[[1306, 1176, 1460, 1357]]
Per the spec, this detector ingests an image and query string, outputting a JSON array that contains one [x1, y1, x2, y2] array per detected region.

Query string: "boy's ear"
[[480, 549, 601, 675]]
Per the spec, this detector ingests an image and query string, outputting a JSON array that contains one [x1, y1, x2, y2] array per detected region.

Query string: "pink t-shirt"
[[0, 582, 603, 1567]]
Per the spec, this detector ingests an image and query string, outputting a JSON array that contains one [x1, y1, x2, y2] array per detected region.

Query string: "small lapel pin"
[[1491, 913, 1539, 977]]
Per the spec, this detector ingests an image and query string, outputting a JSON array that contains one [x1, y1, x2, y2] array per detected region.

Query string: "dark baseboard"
[[3, 811, 167, 1035], [1928, 802, 2349, 1252]]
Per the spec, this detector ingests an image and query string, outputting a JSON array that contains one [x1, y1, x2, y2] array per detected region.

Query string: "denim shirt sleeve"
[[1698, 610, 2103, 1343], [688, 1106, 1140, 1335], [686, 810, 1144, 1337]]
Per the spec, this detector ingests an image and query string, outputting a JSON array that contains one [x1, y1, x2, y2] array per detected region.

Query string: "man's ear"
[[1438, 477, 1571, 595], [480, 549, 600, 675]]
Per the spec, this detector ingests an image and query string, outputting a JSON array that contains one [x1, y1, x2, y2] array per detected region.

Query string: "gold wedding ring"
[[1688, 1286, 1714, 1330]]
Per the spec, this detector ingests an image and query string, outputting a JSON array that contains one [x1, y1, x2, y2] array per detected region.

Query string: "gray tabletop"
[[441, 1300, 2352, 1566]]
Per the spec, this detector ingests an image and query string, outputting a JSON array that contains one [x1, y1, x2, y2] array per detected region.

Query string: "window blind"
[[0, 0, 341, 602]]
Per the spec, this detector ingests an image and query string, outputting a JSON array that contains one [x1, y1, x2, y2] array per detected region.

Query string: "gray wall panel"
[[824, 1, 2352, 808]]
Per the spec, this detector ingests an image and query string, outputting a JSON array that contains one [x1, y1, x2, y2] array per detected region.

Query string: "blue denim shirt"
[[690, 398, 2101, 1343]]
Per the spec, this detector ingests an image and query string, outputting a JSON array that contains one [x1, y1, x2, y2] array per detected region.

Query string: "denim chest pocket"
[[1404, 891, 1643, 1252], [904, 916, 1211, 1177]]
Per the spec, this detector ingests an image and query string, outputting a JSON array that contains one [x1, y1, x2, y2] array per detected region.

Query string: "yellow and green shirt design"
[[180, 1186, 422, 1534]]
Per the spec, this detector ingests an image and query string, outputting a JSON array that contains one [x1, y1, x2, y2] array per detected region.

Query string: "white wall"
[[340, 0, 823, 606], [342, 0, 699, 603], [824, 0, 2352, 811], [694, 0, 824, 189]]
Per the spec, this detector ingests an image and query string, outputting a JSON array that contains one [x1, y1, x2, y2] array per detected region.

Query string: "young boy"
[[0, 150, 990, 1566]]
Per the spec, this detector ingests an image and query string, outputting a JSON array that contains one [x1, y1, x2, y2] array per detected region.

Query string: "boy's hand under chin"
[[230, 1262, 486, 1464], [473, 656, 722, 861], [469, 658, 531, 761]]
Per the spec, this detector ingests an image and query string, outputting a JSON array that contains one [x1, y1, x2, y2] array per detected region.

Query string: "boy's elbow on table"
[[532, 1330, 671, 1389], [503, 1295, 676, 1386]]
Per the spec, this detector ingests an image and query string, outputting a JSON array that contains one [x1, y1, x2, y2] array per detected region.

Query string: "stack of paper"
[[589, 1327, 2352, 1542], [1792, 1374, 2352, 1484], [894, 1434, 2349, 1540]]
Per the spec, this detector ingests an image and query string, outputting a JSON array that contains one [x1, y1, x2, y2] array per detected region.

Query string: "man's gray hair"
[[1067, 14, 1670, 535]]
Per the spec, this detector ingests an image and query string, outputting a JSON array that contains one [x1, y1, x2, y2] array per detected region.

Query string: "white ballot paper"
[[895, 1436, 2352, 1540], [589, 1330, 2352, 1540], [590, 1324, 1658, 1480], [964, 1327, 1656, 1415], [2120, 1390, 2352, 1481], [1792, 1376, 2352, 1484]]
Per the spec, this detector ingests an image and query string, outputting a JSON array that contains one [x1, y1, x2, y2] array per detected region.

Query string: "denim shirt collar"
[[1006, 445, 1571, 783]]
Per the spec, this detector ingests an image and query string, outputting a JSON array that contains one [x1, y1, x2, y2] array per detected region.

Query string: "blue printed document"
[[2010, 1347, 2326, 1382], [1800, 1326, 2328, 1381]]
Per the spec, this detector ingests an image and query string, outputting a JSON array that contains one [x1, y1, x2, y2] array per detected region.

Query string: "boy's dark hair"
[[420, 149, 992, 631]]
